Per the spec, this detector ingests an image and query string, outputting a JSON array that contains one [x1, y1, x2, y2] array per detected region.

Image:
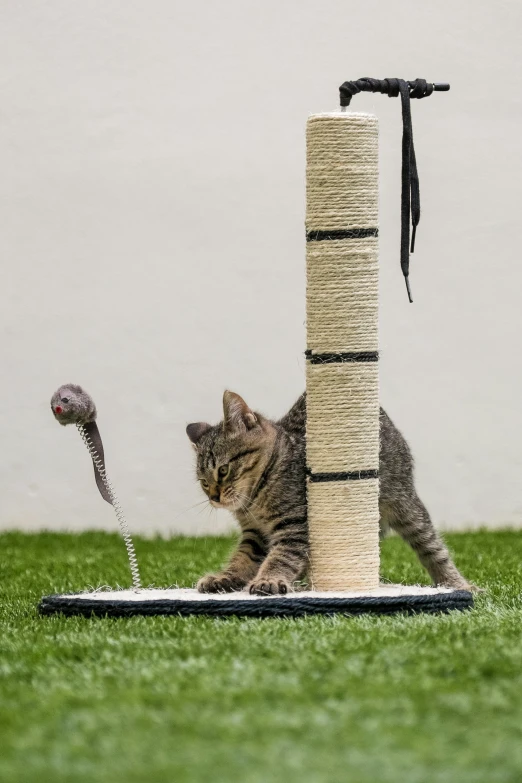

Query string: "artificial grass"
[[1, 531, 522, 783]]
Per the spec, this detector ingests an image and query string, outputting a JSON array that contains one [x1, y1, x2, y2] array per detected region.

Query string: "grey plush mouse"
[[50, 383, 142, 589], [51, 384, 97, 427], [51, 384, 110, 504]]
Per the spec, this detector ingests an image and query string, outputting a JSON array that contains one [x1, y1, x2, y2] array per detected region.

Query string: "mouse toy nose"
[[55, 406, 63, 414]]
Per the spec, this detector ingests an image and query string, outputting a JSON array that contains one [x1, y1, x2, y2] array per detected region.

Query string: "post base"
[[39, 585, 473, 619]]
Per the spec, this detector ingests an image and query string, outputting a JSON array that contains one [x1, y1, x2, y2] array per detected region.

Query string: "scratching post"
[[306, 113, 380, 591], [40, 79, 474, 620]]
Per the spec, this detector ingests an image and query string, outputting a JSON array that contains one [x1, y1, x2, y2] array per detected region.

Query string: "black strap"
[[83, 420, 112, 505], [338, 78, 449, 302]]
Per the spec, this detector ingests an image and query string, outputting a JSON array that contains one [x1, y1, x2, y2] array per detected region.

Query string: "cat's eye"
[[218, 464, 229, 478], [200, 479, 209, 489]]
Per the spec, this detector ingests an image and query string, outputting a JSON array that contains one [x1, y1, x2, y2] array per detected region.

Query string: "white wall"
[[1, 0, 521, 535]]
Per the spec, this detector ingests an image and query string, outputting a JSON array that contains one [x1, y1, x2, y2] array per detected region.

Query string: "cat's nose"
[[210, 491, 220, 503]]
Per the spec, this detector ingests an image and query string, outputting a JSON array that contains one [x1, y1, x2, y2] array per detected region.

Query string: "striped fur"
[[187, 391, 471, 595]]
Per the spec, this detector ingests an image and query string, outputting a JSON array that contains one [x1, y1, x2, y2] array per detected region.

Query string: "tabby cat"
[[186, 391, 471, 595]]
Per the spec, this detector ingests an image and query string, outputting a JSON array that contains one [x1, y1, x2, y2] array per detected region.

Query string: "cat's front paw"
[[197, 573, 246, 593], [249, 577, 290, 596]]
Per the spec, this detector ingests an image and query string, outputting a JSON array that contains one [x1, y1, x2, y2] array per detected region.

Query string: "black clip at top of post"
[[338, 78, 450, 302]]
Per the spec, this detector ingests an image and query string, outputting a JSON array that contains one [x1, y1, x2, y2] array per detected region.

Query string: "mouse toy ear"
[[186, 422, 212, 446]]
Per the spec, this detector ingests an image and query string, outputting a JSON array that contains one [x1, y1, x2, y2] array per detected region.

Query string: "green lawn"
[[1, 530, 522, 783]]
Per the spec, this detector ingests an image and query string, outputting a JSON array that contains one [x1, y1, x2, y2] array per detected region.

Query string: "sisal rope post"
[[306, 112, 380, 591]]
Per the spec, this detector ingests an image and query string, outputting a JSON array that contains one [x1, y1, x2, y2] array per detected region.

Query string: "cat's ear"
[[223, 391, 257, 433], [186, 422, 211, 447]]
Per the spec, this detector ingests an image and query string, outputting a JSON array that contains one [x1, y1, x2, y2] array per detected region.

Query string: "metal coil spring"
[[77, 423, 142, 591]]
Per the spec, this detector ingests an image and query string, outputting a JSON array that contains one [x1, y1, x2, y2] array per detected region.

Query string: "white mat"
[[67, 585, 457, 602]]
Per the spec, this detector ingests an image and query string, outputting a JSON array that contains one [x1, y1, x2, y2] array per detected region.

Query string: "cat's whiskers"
[[169, 498, 213, 525], [233, 491, 261, 526], [236, 487, 262, 515]]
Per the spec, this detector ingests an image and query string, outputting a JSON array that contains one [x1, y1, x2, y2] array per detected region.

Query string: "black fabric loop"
[[338, 78, 448, 302], [339, 77, 439, 107]]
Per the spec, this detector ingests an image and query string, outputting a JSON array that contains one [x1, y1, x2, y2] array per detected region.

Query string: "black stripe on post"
[[306, 469, 379, 482], [307, 228, 379, 242], [305, 350, 378, 364]]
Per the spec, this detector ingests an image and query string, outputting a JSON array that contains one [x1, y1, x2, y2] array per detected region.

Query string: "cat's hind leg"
[[380, 493, 471, 590]]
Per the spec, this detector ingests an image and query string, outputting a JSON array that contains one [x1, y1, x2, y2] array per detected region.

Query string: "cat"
[[187, 391, 471, 595]]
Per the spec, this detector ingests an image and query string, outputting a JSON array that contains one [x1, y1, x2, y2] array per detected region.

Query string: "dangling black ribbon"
[[338, 78, 449, 302]]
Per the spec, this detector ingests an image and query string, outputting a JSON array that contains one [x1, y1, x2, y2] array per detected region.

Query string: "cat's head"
[[186, 391, 275, 511]]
